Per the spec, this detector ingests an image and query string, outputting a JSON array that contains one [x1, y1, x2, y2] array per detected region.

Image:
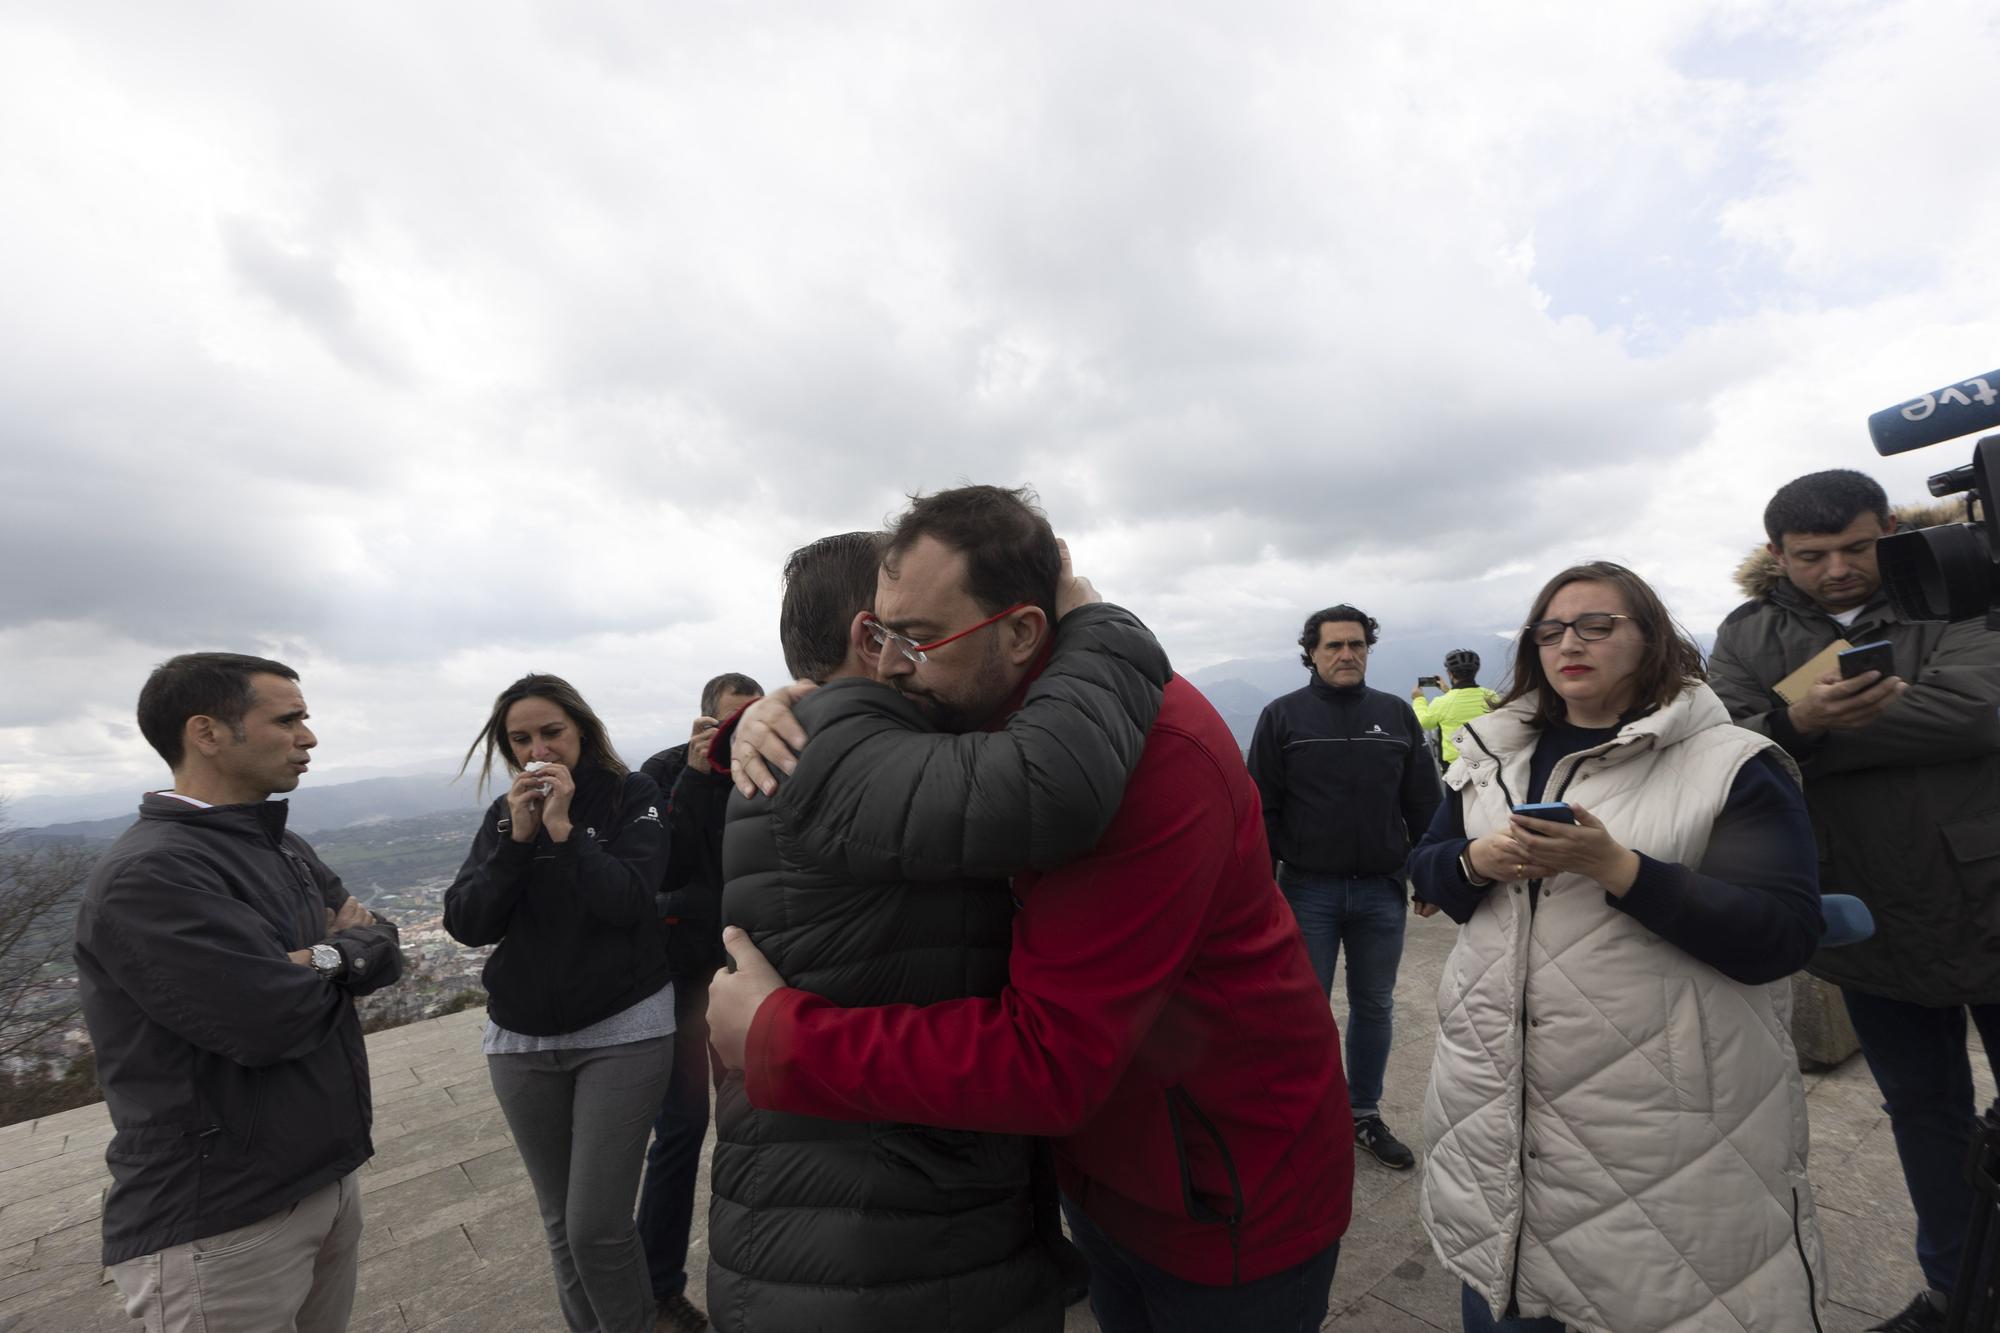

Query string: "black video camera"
[[1868, 371, 2000, 629]]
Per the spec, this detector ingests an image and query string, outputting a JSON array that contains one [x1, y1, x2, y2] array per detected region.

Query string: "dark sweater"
[[1408, 720, 1823, 985]]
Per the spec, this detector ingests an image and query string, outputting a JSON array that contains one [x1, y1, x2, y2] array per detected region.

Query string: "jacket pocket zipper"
[[1164, 1085, 1245, 1285]]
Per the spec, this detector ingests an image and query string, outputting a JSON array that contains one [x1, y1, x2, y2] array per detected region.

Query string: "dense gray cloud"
[[2, 0, 1997, 800]]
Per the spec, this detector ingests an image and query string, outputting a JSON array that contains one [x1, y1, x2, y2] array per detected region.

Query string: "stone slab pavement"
[[1, 913, 1986, 1331]]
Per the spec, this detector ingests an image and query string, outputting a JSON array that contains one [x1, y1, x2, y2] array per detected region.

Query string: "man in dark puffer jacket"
[[705, 531, 1171, 1333], [712, 488, 1350, 1333]]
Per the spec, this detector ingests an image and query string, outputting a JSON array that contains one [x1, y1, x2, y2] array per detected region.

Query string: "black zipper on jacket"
[[1164, 1085, 1245, 1285], [1463, 723, 1537, 1316], [1793, 1188, 1826, 1333]]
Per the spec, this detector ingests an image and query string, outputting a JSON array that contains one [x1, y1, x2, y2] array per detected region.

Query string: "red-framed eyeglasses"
[[863, 602, 1032, 665]]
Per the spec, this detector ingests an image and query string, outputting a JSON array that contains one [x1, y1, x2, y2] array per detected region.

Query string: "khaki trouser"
[[108, 1171, 363, 1333]]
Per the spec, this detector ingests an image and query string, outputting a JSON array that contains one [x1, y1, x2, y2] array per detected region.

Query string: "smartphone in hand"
[[1838, 641, 1895, 680], [1511, 802, 1577, 825]]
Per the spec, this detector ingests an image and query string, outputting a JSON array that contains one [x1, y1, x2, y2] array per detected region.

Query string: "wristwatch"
[[1458, 850, 1493, 888], [308, 943, 346, 979]]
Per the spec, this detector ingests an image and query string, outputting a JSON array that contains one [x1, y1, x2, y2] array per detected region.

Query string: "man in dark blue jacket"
[[635, 670, 762, 1333], [75, 652, 402, 1333], [1248, 605, 1441, 1171]]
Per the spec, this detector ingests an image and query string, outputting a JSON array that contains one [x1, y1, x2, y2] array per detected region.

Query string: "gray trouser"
[[489, 1036, 674, 1333], [108, 1170, 363, 1333]]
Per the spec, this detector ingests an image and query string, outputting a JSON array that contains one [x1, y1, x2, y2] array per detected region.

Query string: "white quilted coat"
[[1421, 685, 1827, 1333]]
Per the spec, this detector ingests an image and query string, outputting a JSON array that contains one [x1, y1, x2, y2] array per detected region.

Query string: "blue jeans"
[[1842, 988, 2000, 1294], [1060, 1195, 1338, 1333], [1278, 868, 1406, 1119], [1461, 1284, 1566, 1332], [634, 978, 711, 1302]]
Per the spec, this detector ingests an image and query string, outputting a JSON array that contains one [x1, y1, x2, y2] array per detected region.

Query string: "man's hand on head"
[[1788, 669, 1906, 738], [707, 926, 788, 1071], [1054, 538, 1102, 621], [731, 681, 817, 798]]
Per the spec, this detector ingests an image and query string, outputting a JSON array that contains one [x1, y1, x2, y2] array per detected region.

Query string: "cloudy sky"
[[4, 0, 1997, 803]]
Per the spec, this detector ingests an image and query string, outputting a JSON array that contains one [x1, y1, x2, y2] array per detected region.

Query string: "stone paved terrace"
[[3, 914, 1989, 1332]]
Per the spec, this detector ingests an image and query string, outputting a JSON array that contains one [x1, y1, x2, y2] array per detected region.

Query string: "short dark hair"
[[1763, 469, 1891, 545], [699, 672, 764, 718], [884, 485, 1060, 620], [780, 532, 882, 682], [458, 673, 628, 795], [1298, 605, 1379, 668], [137, 652, 299, 769], [1497, 561, 1705, 727]]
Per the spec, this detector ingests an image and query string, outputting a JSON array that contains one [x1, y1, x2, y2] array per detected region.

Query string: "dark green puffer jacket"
[[1709, 561, 2000, 1006], [708, 604, 1171, 1333]]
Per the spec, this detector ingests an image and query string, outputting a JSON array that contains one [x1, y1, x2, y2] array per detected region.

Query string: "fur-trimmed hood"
[[1731, 499, 1968, 599]]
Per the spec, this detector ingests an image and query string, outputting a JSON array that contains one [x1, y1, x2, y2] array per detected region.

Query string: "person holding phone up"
[[1406, 562, 1828, 1333]]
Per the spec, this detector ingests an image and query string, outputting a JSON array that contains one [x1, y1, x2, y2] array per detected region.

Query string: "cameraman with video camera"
[[1709, 468, 2000, 1333]]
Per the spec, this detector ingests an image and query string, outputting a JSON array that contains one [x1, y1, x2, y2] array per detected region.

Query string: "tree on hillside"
[[0, 797, 93, 1068]]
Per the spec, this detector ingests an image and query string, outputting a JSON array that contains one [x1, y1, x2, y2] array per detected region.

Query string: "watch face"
[[311, 944, 341, 974]]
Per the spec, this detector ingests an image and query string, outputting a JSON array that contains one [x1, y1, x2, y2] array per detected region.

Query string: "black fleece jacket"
[[444, 766, 671, 1035], [74, 794, 402, 1264], [1247, 676, 1443, 878]]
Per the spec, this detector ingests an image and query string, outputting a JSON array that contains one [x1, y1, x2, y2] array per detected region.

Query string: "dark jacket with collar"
[[444, 765, 671, 1034], [1247, 676, 1443, 879], [1709, 559, 2000, 1005], [707, 604, 1171, 1333], [73, 794, 403, 1265], [641, 743, 733, 980]]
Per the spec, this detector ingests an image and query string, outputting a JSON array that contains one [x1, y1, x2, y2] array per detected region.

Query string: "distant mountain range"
[[7, 737, 699, 838], [14, 634, 1589, 840], [1185, 631, 1521, 749]]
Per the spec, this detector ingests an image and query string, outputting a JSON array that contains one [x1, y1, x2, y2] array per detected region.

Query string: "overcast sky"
[[3, 0, 1997, 802]]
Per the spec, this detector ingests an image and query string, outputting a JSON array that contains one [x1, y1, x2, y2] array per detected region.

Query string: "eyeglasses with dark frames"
[[863, 601, 1032, 665], [1526, 613, 1634, 647]]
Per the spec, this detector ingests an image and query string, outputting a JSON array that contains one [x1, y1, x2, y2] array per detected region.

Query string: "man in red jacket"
[[709, 484, 1352, 1331]]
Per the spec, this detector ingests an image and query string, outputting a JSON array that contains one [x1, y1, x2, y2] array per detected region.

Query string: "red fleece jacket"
[[744, 675, 1354, 1284]]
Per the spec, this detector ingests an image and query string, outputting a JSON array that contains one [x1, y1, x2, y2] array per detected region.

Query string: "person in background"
[[1708, 469, 2000, 1333], [445, 674, 671, 1333], [1411, 648, 1497, 771], [1409, 561, 1826, 1333], [635, 671, 762, 1333], [1247, 604, 1442, 1172]]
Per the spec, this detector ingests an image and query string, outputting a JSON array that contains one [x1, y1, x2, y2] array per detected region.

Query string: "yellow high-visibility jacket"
[[1409, 686, 1497, 764]]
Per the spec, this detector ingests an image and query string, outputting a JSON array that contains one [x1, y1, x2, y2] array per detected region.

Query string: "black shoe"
[[1867, 1291, 1947, 1332], [655, 1292, 710, 1332], [1354, 1115, 1416, 1170]]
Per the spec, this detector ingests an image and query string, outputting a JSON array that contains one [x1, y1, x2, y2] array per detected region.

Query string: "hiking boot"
[[1354, 1114, 1416, 1170], [1867, 1291, 1947, 1332], [655, 1292, 710, 1332]]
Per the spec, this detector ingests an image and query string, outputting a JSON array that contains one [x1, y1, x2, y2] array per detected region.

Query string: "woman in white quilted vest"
[[1407, 561, 1829, 1333]]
